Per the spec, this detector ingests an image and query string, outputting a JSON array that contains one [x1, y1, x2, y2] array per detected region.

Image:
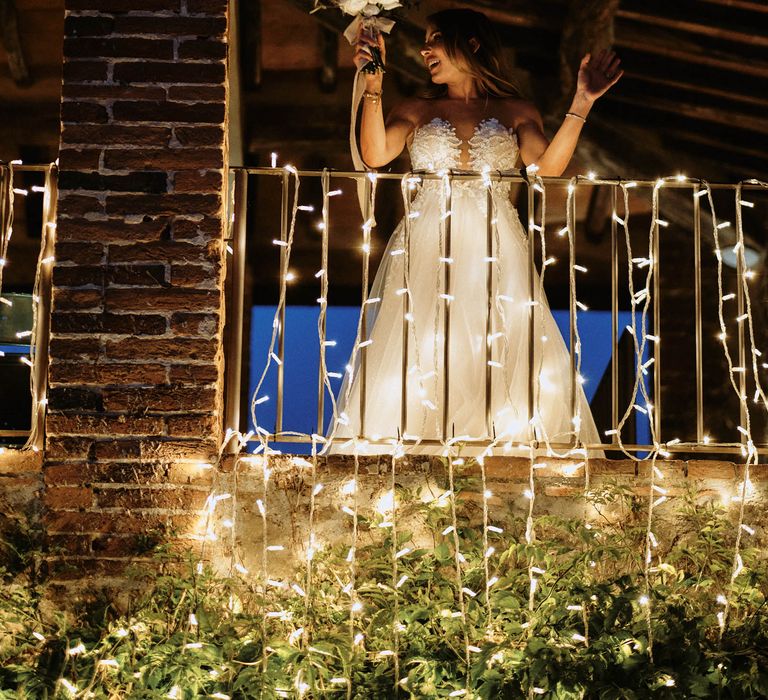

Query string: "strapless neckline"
[[408, 116, 519, 172]]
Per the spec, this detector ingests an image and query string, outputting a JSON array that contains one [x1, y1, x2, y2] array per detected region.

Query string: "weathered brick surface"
[[45, 0, 229, 572]]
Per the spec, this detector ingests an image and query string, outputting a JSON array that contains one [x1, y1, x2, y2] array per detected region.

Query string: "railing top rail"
[[0, 163, 56, 173], [233, 166, 767, 190]]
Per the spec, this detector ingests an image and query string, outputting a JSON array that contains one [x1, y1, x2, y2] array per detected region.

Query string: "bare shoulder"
[[499, 98, 544, 131], [386, 97, 430, 129]]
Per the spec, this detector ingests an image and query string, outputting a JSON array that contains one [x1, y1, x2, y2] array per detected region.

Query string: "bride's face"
[[421, 24, 467, 85]]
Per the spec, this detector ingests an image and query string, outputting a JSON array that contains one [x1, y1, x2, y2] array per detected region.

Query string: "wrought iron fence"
[[224, 166, 768, 457]]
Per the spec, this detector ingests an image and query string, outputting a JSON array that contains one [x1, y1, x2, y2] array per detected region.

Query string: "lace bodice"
[[408, 117, 519, 172]]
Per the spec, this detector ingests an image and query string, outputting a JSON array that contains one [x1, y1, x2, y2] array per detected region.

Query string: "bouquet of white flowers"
[[313, 0, 411, 73]]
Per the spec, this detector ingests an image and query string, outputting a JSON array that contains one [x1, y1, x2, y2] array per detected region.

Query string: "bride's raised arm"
[[516, 49, 623, 178], [354, 29, 417, 168]]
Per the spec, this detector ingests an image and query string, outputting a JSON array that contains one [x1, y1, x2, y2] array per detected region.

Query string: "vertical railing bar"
[[735, 188, 747, 443], [441, 176, 453, 442], [610, 185, 619, 443], [316, 171, 330, 436], [358, 175, 373, 440], [693, 184, 704, 443], [225, 169, 248, 449], [31, 165, 57, 450], [275, 172, 289, 435], [652, 199, 662, 441], [400, 178, 412, 439], [484, 183, 494, 438], [527, 179, 536, 442], [569, 187, 577, 439]]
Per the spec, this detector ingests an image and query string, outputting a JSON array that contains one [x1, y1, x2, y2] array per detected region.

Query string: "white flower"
[[338, 0, 369, 14], [378, 0, 402, 8]]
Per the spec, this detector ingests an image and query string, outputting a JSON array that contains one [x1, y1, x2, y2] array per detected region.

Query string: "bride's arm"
[[516, 49, 623, 177], [355, 29, 416, 168]]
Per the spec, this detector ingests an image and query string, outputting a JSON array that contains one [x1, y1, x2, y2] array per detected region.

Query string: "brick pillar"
[[45, 0, 229, 578]]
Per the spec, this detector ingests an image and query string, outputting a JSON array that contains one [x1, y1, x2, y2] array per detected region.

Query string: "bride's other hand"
[[353, 26, 386, 79], [577, 49, 623, 102]]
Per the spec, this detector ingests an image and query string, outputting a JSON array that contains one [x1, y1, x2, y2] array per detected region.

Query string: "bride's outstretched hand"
[[353, 26, 386, 78], [577, 49, 623, 102]]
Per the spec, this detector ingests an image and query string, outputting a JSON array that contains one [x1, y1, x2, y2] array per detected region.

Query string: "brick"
[[48, 387, 104, 412], [56, 241, 106, 265], [91, 534, 161, 556], [66, 0, 182, 11], [169, 311, 218, 337], [114, 61, 225, 84], [103, 148, 223, 171], [45, 486, 93, 510], [45, 437, 94, 460], [172, 216, 222, 239], [50, 361, 168, 386], [106, 335, 218, 361], [57, 194, 104, 218], [63, 124, 171, 147], [53, 265, 105, 288], [104, 193, 221, 217], [108, 240, 217, 265], [113, 16, 226, 35], [166, 414, 218, 437], [45, 511, 197, 536], [173, 125, 224, 147], [64, 15, 115, 37], [106, 264, 167, 286], [45, 461, 213, 487], [63, 84, 167, 101], [170, 264, 217, 288], [51, 311, 167, 336], [177, 39, 227, 61], [112, 101, 224, 123], [95, 487, 208, 510], [48, 534, 93, 556], [188, 0, 228, 13], [172, 170, 222, 193], [65, 37, 175, 60], [167, 85, 226, 102], [57, 149, 102, 170], [62, 60, 109, 82], [51, 288, 103, 312], [45, 415, 165, 438], [60, 171, 169, 194], [48, 336, 102, 361], [94, 440, 142, 459], [61, 101, 109, 123], [168, 364, 219, 384], [57, 218, 171, 244], [105, 288, 218, 314], [102, 386, 216, 412]]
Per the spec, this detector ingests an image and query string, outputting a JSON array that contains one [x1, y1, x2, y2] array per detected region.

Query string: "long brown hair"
[[424, 9, 521, 99]]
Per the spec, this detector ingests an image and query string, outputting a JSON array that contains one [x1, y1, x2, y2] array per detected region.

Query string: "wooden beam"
[[0, 0, 30, 86], [621, 71, 768, 111], [617, 9, 768, 48], [697, 0, 768, 12], [605, 92, 768, 136], [615, 27, 768, 79]]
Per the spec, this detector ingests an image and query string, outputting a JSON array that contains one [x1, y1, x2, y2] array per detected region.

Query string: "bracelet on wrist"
[[565, 111, 587, 123], [363, 89, 382, 105]]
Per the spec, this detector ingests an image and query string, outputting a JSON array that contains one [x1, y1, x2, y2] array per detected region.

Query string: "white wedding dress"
[[328, 116, 601, 454]]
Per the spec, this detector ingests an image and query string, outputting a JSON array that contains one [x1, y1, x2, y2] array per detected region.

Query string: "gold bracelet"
[[565, 111, 586, 123], [363, 90, 382, 105]]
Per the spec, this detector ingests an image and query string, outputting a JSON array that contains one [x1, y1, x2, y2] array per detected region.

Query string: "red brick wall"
[[45, 0, 229, 578]]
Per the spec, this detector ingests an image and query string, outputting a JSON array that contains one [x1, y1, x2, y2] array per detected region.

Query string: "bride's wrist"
[[571, 91, 595, 115]]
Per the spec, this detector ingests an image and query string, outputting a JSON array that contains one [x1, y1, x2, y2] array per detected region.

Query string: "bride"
[[328, 8, 622, 454]]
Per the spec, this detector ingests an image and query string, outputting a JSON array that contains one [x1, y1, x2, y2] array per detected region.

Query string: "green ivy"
[[1, 481, 767, 698]]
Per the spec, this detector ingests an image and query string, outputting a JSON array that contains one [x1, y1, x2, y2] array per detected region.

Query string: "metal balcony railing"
[[0, 162, 57, 449], [224, 166, 768, 457]]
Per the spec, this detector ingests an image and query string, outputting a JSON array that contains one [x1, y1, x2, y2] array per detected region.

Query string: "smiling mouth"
[[427, 59, 440, 70]]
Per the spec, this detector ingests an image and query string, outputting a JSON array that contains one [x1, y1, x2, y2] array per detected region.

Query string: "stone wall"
[[43, 0, 229, 581]]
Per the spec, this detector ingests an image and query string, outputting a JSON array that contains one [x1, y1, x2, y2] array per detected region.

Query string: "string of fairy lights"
[[7, 154, 757, 695], [204, 162, 768, 698]]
